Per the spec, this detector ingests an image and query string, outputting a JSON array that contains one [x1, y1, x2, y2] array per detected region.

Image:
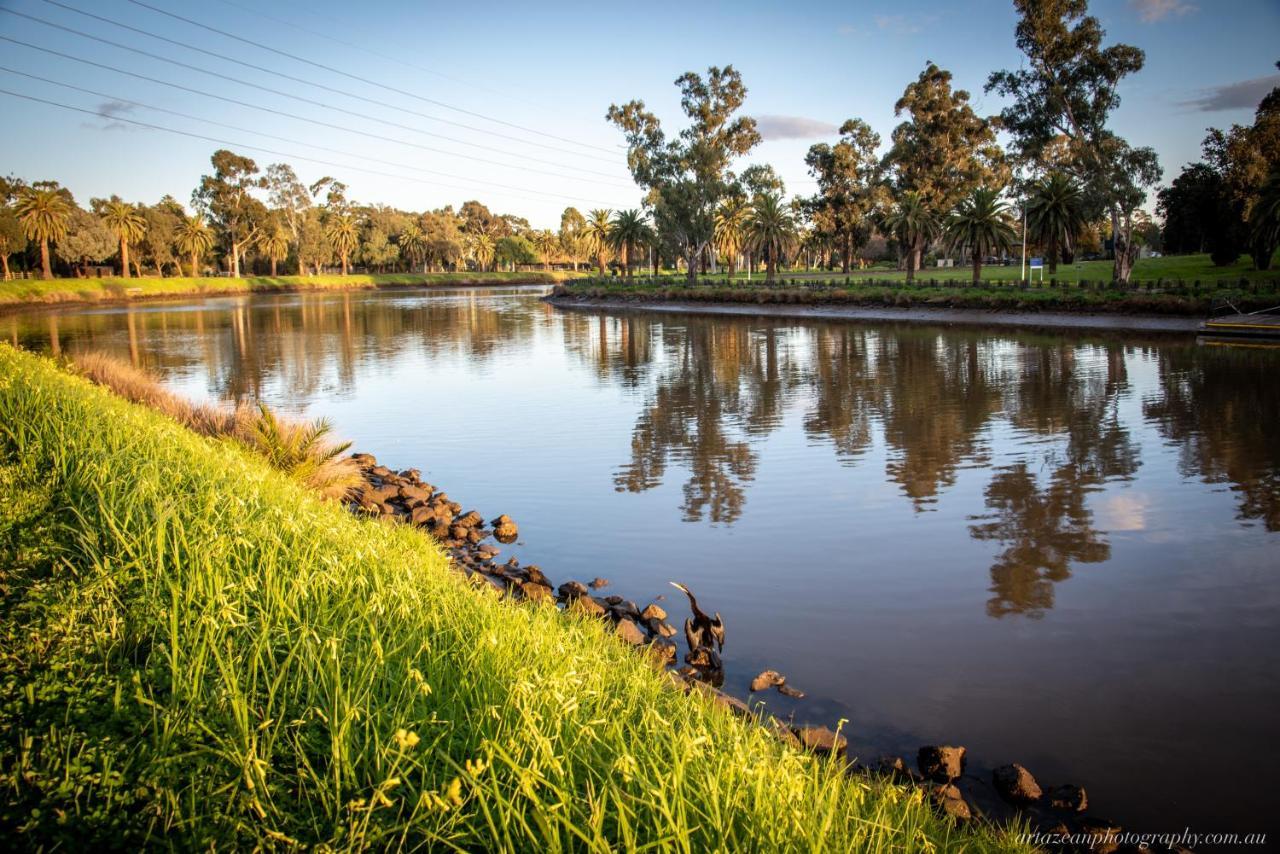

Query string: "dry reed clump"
[[69, 352, 363, 499]]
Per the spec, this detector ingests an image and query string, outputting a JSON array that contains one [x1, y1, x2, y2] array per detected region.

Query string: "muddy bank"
[[545, 293, 1205, 335], [344, 450, 1187, 852]]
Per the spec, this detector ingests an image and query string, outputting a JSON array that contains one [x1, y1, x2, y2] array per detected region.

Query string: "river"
[[8, 284, 1279, 838]]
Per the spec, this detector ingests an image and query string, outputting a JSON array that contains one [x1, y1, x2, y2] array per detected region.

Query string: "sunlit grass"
[[0, 344, 1032, 850], [0, 271, 582, 307]]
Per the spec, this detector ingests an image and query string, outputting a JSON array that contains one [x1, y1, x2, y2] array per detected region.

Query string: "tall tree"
[[175, 214, 214, 277], [582, 209, 613, 276], [608, 66, 762, 283], [57, 208, 116, 277], [0, 206, 23, 281], [806, 119, 883, 273], [400, 221, 428, 273], [885, 62, 1006, 271], [192, 150, 269, 277], [14, 187, 72, 280], [97, 198, 147, 279], [467, 232, 495, 272], [609, 209, 651, 278], [882, 191, 938, 282], [532, 229, 559, 271], [559, 207, 586, 271], [1026, 173, 1085, 273], [261, 225, 291, 276], [944, 187, 1018, 283], [265, 163, 311, 252], [745, 193, 797, 283], [986, 0, 1161, 283], [738, 164, 786, 197], [324, 212, 360, 275]]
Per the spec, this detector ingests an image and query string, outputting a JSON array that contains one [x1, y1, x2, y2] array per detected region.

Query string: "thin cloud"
[[1180, 74, 1280, 112], [836, 24, 858, 36], [84, 100, 136, 131], [754, 114, 839, 141], [1130, 0, 1196, 22]]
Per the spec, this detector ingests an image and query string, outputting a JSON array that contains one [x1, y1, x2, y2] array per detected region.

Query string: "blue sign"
[[1029, 257, 1044, 269]]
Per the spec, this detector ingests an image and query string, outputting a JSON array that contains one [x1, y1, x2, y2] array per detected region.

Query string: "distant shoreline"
[[0, 272, 570, 314], [545, 293, 1205, 334]]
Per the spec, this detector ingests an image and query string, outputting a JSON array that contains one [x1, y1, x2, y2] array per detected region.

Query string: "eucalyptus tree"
[[14, 187, 72, 279], [324, 212, 360, 275], [57, 208, 115, 277], [882, 191, 938, 282], [582, 208, 612, 275], [1026, 173, 1085, 273], [745, 193, 797, 283], [607, 65, 761, 283], [193, 150, 269, 277], [0, 206, 23, 280], [886, 63, 1006, 272], [739, 164, 786, 197], [265, 163, 311, 256], [175, 214, 214, 277], [609, 209, 651, 278], [805, 118, 883, 273], [944, 187, 1018, 283], [559, 207, 586, 270], [714, 196, 750, 276], [986, 0, 1161, 282], [140, 198, 183, 276]]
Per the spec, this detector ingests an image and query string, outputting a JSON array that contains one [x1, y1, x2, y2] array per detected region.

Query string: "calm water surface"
[[10, 286, 1280, 836]]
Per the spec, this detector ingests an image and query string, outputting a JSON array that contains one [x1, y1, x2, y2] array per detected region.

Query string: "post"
[[1020, 201, 1026, 281]]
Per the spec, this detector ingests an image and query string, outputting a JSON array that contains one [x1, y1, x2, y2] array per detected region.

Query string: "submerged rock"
[[917, 746, 967, 782], [588, 577, 610, 589], [776, 683, 806, 699], [794, 726, 847, 757], [993, 764, 1042, 804], [750, 670, 786, 693], [491, 514, 518, 543], [1047, 783, 1088, 813]]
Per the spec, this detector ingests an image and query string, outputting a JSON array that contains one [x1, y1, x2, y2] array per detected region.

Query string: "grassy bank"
[[555, 269, 1280, 316], [0, 271, 579, 309], [0, 345, 1028, 850]]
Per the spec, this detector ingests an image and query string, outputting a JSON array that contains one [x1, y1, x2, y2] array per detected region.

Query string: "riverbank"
[[547, 290, 1209, 334], [0, 344, 1031, 851], [0, 271, 577, 312]]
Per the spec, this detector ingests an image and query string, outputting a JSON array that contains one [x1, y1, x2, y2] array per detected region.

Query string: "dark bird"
[[669, 582, 725, 652]]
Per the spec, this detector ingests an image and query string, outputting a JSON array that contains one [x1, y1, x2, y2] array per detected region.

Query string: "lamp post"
[[1020, 199, 1027, 281]]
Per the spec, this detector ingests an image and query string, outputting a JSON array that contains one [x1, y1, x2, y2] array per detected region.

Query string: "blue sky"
[[1, 0, 1277, 228]]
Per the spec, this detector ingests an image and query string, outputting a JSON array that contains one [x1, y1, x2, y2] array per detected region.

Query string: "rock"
[[934, 789, 972, 822], [466, 528, 486, 544], [370, 465, 393, 478], [568, 596, 606, 618], [521, 582, 552, 603], [875, 756, 909, 780], [777, 683, 806, 699], [449, 524, 469, 541], [525, 565, 550, 586], [491, 515, 518, 543], [1077, 818, 1123, 854], [588, 577, 610, 589], [651, 620, 677, 638], [399, 484, 431, 504], [372, 483, 400, 502], [612, 600, 640, 620], [398, 468, 420, 481], [474, 573, 505, 596], [1046, 783, 1088, 813], [614, 618, 646, 646], [557, 580, 589, 600], [993, 764, 1042, 803], [917, 746, 966, 782], [604, 595, 624, 605], [750, 670, 786, 692], [475, 544, 501, 560], [350, 453, 377, 466], [455, 510, 484, 529], [640, 603, 667, 622], [410, 505, 436, 527], [794, 726, 847, 757], [645, 640, 677, 664]]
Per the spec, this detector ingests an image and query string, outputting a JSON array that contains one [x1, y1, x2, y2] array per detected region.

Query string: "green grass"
[[714, 252, 1279, 284], [0, 271, 581, 308], [0, 344, 1030, 851]]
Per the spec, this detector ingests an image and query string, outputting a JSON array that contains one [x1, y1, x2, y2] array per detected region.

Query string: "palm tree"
[[261, 227, 291, 277], [1026, 173, 1085, 274], [175, 215, 214, 278], [582, 208, 612, 276], [14, 188, 72, 280], [532, 229, 559, 271], [1250, 167, 1280, 272], [468, 233, 495, 272], [714, 197, 750, 277], [324, 212, 360, 275], [745, 194, 797, 284], [883, 191, 938, 283], [609, 209, 651, 279], [100, 199, 147, 279], [400, 222, 428, 273], [944, 187, 1018, 284]]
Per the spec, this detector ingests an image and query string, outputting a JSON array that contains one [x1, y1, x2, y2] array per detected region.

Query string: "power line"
[[0, 36, 627, 182], [2, 7, 623, 167], [0, 88, 635, 208], [0, 66, 634, 194], [121, 0, 620, 157]]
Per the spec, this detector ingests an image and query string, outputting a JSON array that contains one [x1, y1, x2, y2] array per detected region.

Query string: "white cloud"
[[1130, 0, 1197, 22], [873, 14, 938, 35], [754, 114, 839, 141]]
